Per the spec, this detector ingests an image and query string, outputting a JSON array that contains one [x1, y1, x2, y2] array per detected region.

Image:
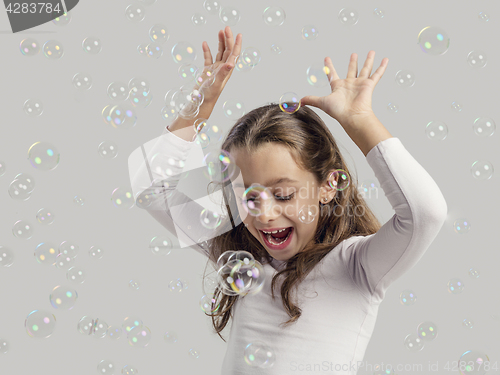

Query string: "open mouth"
[[259, 227, 293, 250]]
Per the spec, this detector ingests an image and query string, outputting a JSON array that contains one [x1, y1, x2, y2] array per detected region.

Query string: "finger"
[[359, 50, 375, 78], [227, 33, 242, 68], [346, 53, 358, 79], [300, 95, 322, 109], [215, 29, 225, 62], [202, 41, 213, 66], [324, 57, 340, 90], [222, 26, 234, 62], [370, 58, 389, 85]]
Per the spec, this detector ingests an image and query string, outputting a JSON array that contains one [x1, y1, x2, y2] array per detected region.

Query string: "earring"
[[323, 197, 328, 202]]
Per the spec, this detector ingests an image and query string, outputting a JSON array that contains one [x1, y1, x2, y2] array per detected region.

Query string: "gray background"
[[1, 0, 499, 374]]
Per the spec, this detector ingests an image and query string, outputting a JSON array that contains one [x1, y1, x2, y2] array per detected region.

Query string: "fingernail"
[[227, 64, 233, 70]]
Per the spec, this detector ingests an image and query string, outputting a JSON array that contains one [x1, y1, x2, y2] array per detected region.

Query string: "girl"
[[128, 26, 448, 374]]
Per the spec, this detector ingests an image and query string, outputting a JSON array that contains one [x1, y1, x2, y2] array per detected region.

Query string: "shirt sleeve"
[[127, 126, 244, 259], [340, 137, 448, 303]]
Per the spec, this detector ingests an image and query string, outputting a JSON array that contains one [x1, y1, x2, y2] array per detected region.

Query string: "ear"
[[319, 170, 339, 204]]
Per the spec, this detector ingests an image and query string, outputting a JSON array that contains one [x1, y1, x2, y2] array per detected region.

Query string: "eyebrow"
[[233, 177, 299, 189]]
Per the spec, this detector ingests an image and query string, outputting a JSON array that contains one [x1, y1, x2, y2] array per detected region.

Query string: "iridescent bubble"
[[470, 160, 493, 180], [98, 140, 119, 159], [67, 266, 86, 284], [8, 179, 32, 201], [199, 121, 226, 146], [149, 24, 169, 44], [195, 64, 217, 88], [387, 103, 399, 113], [129, 77, 151, 93], [373, 8, 385, 18], [129, 280, 140, 290], [107, 326, 123, 340], [202, 149, 236, 182], [28, 141, 60, 171], [425, 120, 448, 140], [447, 278, 464, 294], [43, 40, 64, 59], [54, 253, 76, 271], [329, 169, 350, 191], [270, 44, 282, 54], [219, 6, 240, 26], [111, 187, 135, 209], [395, 69, 416, 88], [36, 208, 55, 225], [279, 92, 301, 114], [12, 220, 34, 240], [223, 99, 245, 120], [137, 43, 148, 56], [451, 101, 463, 112], [467, 50, 487, 68], [359, 179, 380, 199], [171, 41, 197, 64], [338, 8, 359, 26], [478, 12, 489, 23], [72, 73, 92, 90], [146, 42, 163, 58], [241, 185, 275, 217], [129, 88, 153, 108], [73, 196, 85, 205], [125, 4, 145, 22], [97, 360, 116, 374], [161, 104, 178, 125], [203, 0, 220, 15], [417, 321, 438, 341], [108, 82, 129, 101], [306, 63, 329, 87], [59, 241, 79, 258], [122, 316, 143, 334], [200, 208, 223, 229], [200, 294, 220, 314], [92, 319, 109, 339], [149, 236, 173, 256], [241, 47, 261, 68], [168, 279, 184, 292], [244, 341, 276, 368], [217, 259, 253, 296], [0, 245, 15, 267], [14, 173, 35, 192], [459, 350, 490, 375], [472, 117, 495, 137], [34, 242, 59, 265], [453, 218, 471, 234], [20, 38, 40, 56], [23, 98, 43, 117], [89, 245, 104, 260], [192, 13, 207, 26], [399, 289, 417, 306], [188, 348, 200, 359], [25, 310, 56, 338], [52, 12, 71, 26], [404, 333, 424, 351], [194, 132, 210, 148], [417, 26, 450, 55], [49, 285, 78, 310], [468, 268, 480, 278], [462, 318, 474, 329], [298, 205, 317, 224], [262, 6, 286, 26], [82, 36, 101, 54], [179, 64, 198, 82], [302, 25, 319, 40]]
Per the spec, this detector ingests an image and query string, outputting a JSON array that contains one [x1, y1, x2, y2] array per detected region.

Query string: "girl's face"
[[230, 143, 336, 261]]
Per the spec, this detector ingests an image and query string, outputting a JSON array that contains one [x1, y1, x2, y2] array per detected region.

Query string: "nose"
[[255, 198, 281, 224]]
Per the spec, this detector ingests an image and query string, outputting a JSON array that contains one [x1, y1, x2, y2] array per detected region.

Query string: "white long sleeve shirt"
[[128, 126, 448, 374]]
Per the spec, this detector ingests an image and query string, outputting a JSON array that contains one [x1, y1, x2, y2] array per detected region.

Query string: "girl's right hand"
[[196, 26, 243, 106]]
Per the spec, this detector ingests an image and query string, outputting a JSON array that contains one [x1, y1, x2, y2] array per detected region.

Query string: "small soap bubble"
[[121, 365, 138, 374], [417, 321, 438, 341], [306, 63, 329, 87], [417, 26, 450, 55], [241, 47, 261, 68], [146, 42, 163, 58], [129, 77, 151, 93], [129, 280, 140, 290], [107, 326, 123, 340], [28, 141, 60, 171], [129, 88, 153, 108], [179, 64, 198, 82], [329, 169, 350, 191], [52, 12, 71, 26], [149, 236, 173, 256], [34, 242, 59, 265], [373, 8, 385, 18], [451, 101, 463, 112], [0, 339, 10, 354], [219, 6, 240, 26], [12, 220, 34, 240], [478, 12, 489, 23], [447, 278, 464, 294], [387, 102, 399, 113], [164, 331, 178, 343], [59, 241, 79, 258], [279, 92, 301, 114], [161, 104, 178, 125], [468, 268, 480, 278], [462, 318, 474, 329], [298, 205, 317, 224], [470, 160, 493, 180], [73, 196, 85, 205], [149, 24, 169, 44], [200, 208, 223, 229], [43, 40, 64, 59], [25, 310, 56, 338], [137, 43, 148, 56], [262, 6, 286, 26], [93, 319, 109, 339], [0, 245, 15, 267], [111, 187, 135, 209], [302, 25, 319, 40], [82, 36, 101, 54], [169, 279, 184, 292], [125, 4, 145, 22], [195, 64, 216, 87], [399, 289, 417, 306], [23, 98, 43, 117], [72, 73, 92, 90], [97, 359, 116, 374], [270, 44, 282, 54], [425, 120, 448, 141], [472, 117, 495, 137], [395, 69, 416, 88], [459, 350, 490, 374], [453, 218, 471, 234], [89, 245, 104, 260], [192, 13, 207, 26], [122, 317, 143, 334], [359, 179, 380, 199], [107, 82, 129, 101], [171, 41, 196, 64], [77, 316, 94, 335], [338, 8, 359, 26], [67, 266, 86, 284], [404, 333, 424, 351], [49, 285, 78, 309], [467, 50, 487, 68], [54, 253, 76, 271], [9, 179, 32, 201], [241, 185, 275, 217], [244, 341, 275, 368], [20, 38, 40, 56], [98, 140, 119, 159], [223, 99, 246, 120], [200, 294, 220, 314], [36, 208, 55, 225], [188, 348, 200, 359], [203, 0, 220, 15]]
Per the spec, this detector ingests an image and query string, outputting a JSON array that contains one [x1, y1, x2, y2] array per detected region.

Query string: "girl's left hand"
[[300, 51, 389, 127]]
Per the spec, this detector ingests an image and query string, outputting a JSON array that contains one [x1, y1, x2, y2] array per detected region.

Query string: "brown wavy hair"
[[201, 103, 382, 342]]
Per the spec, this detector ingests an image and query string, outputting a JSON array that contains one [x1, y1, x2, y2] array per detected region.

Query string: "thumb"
[[300, 95, 322, 109]]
